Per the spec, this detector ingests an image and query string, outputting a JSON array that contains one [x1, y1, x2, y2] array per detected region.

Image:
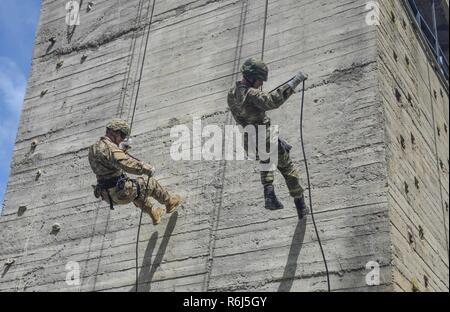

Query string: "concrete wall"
[[377, 0, 449, 292], [1, 0, 445, 292]]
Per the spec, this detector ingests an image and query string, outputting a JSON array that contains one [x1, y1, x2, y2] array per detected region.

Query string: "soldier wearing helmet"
[[88, 118, 182, 225], [227, 58, 308, 219]]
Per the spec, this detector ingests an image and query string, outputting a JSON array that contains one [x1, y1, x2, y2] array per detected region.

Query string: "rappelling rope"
[[121, 0, 157, 293], [299, 81, 331, 292], [261, 0, 330, 291], [129, 0, 156, 134], [263, 0, 331, 291], [261, 0, 269, 61], [87, 0, 149, 291]]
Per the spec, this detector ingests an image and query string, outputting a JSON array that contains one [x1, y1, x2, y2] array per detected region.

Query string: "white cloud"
[[0, 57, 25, 161], [0, 113, 20, 149], [0, 57, 26, 211], [0, 1, 40, 211], [0, 56, 26, 115]]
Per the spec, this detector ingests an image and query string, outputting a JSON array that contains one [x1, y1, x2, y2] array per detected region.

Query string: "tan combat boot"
[[166, 195, 182, 214], [150, 207, 164, 225]]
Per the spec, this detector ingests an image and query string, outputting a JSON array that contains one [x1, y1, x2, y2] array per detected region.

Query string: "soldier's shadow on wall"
[[277, 217, 307, 292], [129, 211, 178, 292]]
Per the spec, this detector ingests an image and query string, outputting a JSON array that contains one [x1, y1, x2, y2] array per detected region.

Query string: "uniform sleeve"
[[245, 84, 294, 111], [110, 146, 147, 175]]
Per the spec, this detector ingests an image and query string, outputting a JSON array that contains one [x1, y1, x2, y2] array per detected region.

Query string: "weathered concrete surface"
[[0, 0, 446, 292], [377, 0, 449, 292]]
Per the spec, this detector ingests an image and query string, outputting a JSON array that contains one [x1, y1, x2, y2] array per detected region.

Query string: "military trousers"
[[100, 176, 171, 215], [244, 127, 304, 198]]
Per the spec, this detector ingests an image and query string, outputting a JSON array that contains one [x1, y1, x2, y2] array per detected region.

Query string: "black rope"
[[261, 0, 269, 61], [135, 175, 151, 292], [135, 211, 144, 292], [125, 0, 153, 122], [93, 0, 150, 293], [260, 0, 330, 291], [261, 0, 330, 291], [128, 0, 157, 293], [299, 80, 331, 292]]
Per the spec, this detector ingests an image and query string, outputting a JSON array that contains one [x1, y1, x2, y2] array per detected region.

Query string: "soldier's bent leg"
[[136, 177, 170, 205], [136, 177, 181, 214], [133, 195, 164, 225]]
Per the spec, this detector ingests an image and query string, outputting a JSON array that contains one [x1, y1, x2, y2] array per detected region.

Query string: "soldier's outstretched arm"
[[246, 84, 294, 111], [110, 147, 154, 176]]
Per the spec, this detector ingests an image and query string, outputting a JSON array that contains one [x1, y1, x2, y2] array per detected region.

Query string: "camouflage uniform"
[[88, 135, 171, 223], [227, 81, 304, 198]]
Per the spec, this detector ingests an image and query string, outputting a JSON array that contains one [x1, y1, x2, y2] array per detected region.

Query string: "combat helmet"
[[106, 119, 131, 137], [241, 58, 269, 82]]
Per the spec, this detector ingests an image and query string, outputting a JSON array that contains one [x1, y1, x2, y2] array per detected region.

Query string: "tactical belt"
[[96, 175, 141, 210], [97, 175, 125, 189]]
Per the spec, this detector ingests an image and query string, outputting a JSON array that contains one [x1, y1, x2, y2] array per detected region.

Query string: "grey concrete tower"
[[0, 0, 448, 292]]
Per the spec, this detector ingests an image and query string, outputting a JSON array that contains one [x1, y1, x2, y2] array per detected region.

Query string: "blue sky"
[[0, 0, 41, 212]]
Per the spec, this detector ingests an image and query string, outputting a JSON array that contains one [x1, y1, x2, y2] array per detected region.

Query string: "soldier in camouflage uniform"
[[227, 58, 308, 219], [88, 119, 182, 225]]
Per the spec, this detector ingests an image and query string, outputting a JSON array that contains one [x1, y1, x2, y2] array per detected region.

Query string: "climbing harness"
[[94, 174, 142, 211], [95, 175, 121, 210]]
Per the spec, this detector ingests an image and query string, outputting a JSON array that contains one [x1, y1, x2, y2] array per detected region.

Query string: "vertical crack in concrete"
[[124, 0, 156, 123], [203, 0, 248, 292], [117, 0, 148, 118], [80, 201, 102, 291]]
